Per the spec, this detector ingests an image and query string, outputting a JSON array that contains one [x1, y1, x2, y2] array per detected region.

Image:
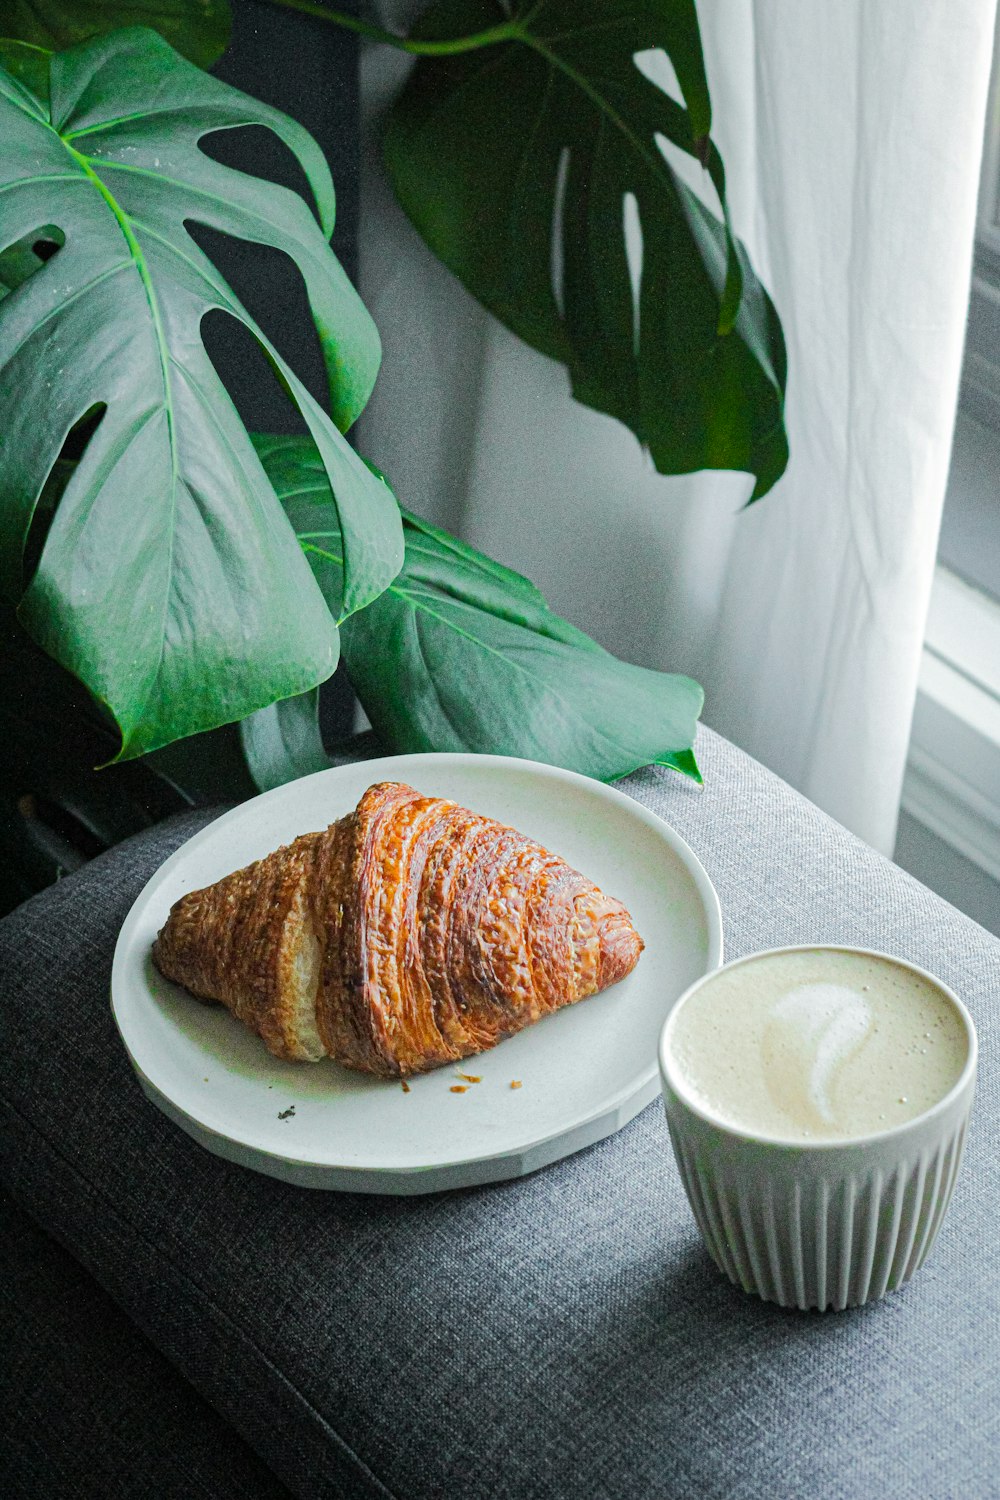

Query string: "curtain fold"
[[357, 0, 996, 854]]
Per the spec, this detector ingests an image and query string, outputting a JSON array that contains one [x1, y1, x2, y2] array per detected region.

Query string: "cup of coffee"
[[658, 946, 977, 1311]]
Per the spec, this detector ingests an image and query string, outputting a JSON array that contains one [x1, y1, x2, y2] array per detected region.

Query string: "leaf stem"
[[62, 141, 177, 489], [261, 0, 522, 56]]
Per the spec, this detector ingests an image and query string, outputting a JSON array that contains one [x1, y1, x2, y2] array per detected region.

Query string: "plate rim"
[[111, 752, 724, 1185]]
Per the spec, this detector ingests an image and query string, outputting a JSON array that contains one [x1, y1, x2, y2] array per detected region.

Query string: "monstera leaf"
[[239, 687, 335, 793], [0, 0, 231, 67], [385, 0, 788, 499], [0, 29, 403, 759], [0, 232, 46, 297], [254, 435, 704, 785]]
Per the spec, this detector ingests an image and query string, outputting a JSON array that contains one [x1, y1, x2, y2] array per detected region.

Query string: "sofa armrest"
[[2, 730, 998, 1499], [1, 1187, 292, 1500]]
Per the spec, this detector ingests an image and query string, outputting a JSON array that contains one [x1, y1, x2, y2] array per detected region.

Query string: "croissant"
[[152, 781, 643, 1077]]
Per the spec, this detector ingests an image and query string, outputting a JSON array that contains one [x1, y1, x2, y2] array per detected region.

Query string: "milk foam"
[[669, 950, 968, 1141]]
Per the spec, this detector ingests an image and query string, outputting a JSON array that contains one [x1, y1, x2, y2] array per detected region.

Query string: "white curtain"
[[356, 0, 996, 855]]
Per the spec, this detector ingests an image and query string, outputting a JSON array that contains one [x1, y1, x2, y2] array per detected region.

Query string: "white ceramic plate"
[[112, 753, 723, 1193]]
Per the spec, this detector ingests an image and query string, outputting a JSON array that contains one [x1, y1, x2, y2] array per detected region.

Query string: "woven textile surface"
[[1, 726, 998, 1499], [0, 1188, 293, 1500]]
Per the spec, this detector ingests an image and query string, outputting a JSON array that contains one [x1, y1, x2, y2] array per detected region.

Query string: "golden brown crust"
[[153, 781, 644, 1075], [152, 830, 329, 1061]]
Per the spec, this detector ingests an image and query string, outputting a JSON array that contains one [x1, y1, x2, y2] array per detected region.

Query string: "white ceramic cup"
[[658, 946, 977, 1311]]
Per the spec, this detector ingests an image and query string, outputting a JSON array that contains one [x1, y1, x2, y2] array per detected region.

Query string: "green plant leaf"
[[0, 28, 404, 760], [0, 0, 232, 68], [257, 435, 704, 783], [239, 686, 332, 792], [384, 0, 788, 500], [0, 233, 44, 296], [0, 603, 193, 912]]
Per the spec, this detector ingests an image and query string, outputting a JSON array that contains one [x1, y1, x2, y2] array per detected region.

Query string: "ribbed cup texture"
[[663, 1096, 973, 1311]]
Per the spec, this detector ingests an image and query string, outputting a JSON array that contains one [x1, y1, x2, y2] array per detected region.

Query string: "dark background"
[[205, 0, 364, 738], [205, 0, 362, 424]]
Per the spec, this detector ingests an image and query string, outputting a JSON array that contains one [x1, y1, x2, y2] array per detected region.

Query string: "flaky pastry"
[[153, 781, 643, 1076]]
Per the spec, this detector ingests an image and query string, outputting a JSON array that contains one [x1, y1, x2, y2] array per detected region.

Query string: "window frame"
[[900, 21, 1000, 895]]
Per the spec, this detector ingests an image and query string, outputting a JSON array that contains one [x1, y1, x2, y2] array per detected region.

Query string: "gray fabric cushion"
[[1, 1189, 293, 1500], [1, 727, 998, 1499]]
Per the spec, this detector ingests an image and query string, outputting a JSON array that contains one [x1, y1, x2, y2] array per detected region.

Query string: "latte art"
[[761, 983, 874, 1129], [669, 949, 968, 1141]]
